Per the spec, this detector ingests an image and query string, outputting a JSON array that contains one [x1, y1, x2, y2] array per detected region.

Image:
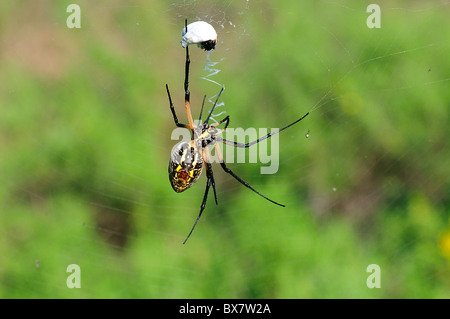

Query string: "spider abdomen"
[[169, 141, 203, 193]]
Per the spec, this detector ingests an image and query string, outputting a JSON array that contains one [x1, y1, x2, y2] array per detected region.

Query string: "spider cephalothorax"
[[166, 20, 309, 244]]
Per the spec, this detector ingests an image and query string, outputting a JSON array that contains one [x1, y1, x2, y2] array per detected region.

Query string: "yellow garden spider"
[[166, 21, 309, 244]]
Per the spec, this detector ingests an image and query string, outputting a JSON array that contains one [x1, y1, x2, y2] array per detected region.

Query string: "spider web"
[[0, 0, 449, 299]]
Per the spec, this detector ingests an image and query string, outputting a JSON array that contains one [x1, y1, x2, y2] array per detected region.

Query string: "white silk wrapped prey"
[[181, 21, 217, 51]]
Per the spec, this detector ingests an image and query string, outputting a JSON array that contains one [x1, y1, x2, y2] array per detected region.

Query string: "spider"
[[166, 21, 309, 244]]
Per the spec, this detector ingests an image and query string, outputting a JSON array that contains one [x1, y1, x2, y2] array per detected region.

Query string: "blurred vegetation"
[[0, 0, 448, 298]]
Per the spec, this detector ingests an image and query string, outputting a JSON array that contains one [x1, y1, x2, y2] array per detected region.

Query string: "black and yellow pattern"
[[169, 141, 203, 193]]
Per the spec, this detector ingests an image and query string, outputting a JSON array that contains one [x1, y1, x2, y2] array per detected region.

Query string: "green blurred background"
[[0, 0, 448, 298]]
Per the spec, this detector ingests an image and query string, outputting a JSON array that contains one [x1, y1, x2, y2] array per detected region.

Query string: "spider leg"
[[207, 165, 218, 205], [204, 147, 218, 205], [184, 20, 190, 94], [217, 112, 309, 148], [165, 84, 190, 128], [183, 149, 217, 244], [183, 21, 195, 129], [214, 144, 285, 207], [183, 47, 195, 129], [211, 115, 229, 128], [204, 87, 224, 124], [211, 115, 230, 135], [183, 172, 211, 244], [198, 95, 207, 122]]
